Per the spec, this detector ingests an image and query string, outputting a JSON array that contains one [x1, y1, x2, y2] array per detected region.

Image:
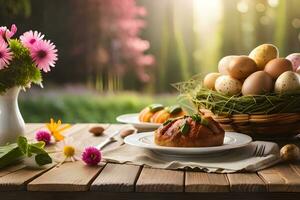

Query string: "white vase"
[[0, 87, 25, 145]]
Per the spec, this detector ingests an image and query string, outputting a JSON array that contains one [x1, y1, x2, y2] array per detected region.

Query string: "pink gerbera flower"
[[0, 41, 13, 70], [30, 40, 58, 72], [0, 24, 17, 43], [20, 30, 44, 48]]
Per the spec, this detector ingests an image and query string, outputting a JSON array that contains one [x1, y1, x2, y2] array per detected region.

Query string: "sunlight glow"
[[193, 0, 222, 33]]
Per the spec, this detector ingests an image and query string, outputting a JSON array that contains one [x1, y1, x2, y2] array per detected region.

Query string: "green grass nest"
[[174, 75, 300, 115]]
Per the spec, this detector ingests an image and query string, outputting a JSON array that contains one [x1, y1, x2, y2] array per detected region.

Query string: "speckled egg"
[[264, 58, 293, 79], [218, 56, 238, 75], [275, 71, 300, 94], [203, 72, 221, 90], [242, 71, 273, 95], [215, 75, 242, 96], [286, 53, 300, 71], [249, 44, 279, 70]]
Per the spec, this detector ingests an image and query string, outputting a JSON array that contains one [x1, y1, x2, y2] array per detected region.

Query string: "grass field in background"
[[19, 90, 180, 123]]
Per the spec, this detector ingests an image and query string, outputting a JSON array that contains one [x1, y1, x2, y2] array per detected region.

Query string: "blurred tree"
[[0, 0, 31, 18]]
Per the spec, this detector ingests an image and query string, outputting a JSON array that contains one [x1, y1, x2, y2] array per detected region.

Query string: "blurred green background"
[[1, 0, 300, 122]]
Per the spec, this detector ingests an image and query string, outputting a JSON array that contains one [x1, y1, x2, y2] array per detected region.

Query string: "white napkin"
[[103, 141, 281, 173]]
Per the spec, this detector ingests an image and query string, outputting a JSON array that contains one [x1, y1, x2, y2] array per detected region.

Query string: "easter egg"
[[274, 71, 300, 94], [249, 44, 279, 70], [218, 56, 238, 75], [227, 56, 257, 80], [264, 58, 293, 79], [286, 53, 300, 71], [215, 75, 242, 96], [242, 71, 273, 95], [203, 72, 221, 90]]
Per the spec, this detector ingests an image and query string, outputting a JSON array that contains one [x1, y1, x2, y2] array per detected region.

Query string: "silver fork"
[[252, 144, 266, 157]]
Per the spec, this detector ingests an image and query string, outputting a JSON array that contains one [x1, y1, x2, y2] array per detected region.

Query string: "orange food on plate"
[[139, 104, 164, 122], [154, 114, 225, 147], [150, 105, 186, 123], [139, 104, 186, 124]]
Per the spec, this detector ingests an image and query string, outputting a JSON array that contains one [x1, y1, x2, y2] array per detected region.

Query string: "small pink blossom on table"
[[35, 130, 52, 145], [82, 147, 102, 166]]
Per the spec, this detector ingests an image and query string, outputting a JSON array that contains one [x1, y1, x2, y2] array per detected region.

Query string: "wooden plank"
[[258, 163, 300, 192], [27, 161, 103, 191], [0, 164, 25, 178], [27, 123, 120, 192], [227, 173, 267, 192], [185, 172, 229, 192], [136, 168, 184, 192], [2, 191, 300, 200], [0, 164, 54, 191], [91, 163, 141, 192]]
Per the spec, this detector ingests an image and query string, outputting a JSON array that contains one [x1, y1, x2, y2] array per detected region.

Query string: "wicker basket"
[[200, 108, 300, 138]]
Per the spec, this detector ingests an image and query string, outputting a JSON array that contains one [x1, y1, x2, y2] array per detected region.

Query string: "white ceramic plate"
[[124, 131, 252, 155], [116, 113, 161, 130]]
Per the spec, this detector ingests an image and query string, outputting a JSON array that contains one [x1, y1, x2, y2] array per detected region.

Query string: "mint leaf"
[[31, 142, 45, 149], [0, 143, 23, 169], [35, 153, 52, 166], [29, 143, 47, 155], [17, 136, 28, 155]]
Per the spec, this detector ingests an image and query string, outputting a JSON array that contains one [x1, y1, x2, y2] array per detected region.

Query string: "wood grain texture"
[[0, 164, 25, 178], [185, 172, 229, 192], [227, 173, 267, 192], [259, 163, 300, 192], [0, 164, 54, 191], [27, 161, 103, 191], [91, 163, 141, 192], [136, 168, 184, 192]]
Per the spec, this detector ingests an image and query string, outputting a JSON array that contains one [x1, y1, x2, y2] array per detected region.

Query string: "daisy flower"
[[0, 24, 17, 42], [0, 41, 13, 70], [51, 137, 82, 166], [20, 30, 44, 48], [30, 40, 58, 72], [46, 118, 71, 142]]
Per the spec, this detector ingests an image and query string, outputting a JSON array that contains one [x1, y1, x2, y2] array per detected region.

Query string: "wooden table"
[[1, 124, 300, 200]]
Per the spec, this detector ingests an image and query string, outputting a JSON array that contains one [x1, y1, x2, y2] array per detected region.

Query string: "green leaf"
[[31, 142, 45, 149], [148, 104, 164, 112], [191, 114, 201, 123], [17, 136, 28, 155], [163, 119, 173, 126], [167, 105, 182, 115], [35, 153, 52, 166], [0, 143, 23, 169], [28, 144, 47, 155], [180, 122, 190, 135]]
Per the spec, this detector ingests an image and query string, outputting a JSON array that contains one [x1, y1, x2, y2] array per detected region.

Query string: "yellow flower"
[[46, 118, 71, 141]]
